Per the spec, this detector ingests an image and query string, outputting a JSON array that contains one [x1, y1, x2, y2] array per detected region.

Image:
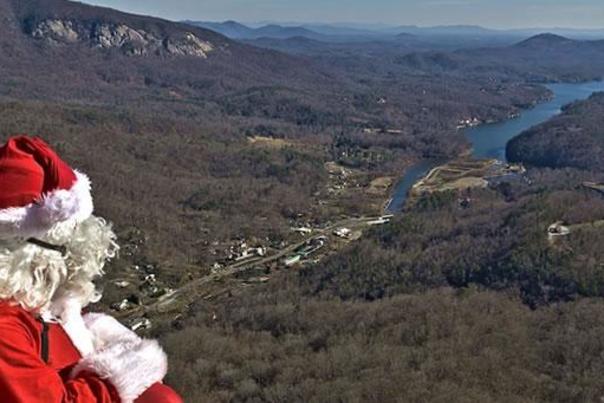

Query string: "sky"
[[81, 0, 604, 29]]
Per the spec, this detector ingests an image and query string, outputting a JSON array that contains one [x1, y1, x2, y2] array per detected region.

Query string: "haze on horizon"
[[81, 0, 604, 30]]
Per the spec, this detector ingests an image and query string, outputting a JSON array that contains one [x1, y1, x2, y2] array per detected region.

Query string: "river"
[[386, 81, 604, 213]]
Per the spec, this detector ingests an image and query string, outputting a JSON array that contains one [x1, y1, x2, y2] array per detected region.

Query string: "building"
[[284, 255, 302, 267], [292, 227, 313, 235], [334, 228, 352, 239], [548, 221, 571, 242]]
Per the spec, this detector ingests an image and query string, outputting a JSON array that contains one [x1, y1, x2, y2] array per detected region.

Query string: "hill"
[[254, 24, 321, 39], [0, 0, 345, 104], [159, 129, 604, 401], [246, 36, 330, 55], [1, 0, 508, 282], [187, 21, 328, 41], [3, 0, 598, 279], [182, 20, 254, 39], [507, 92, 604, 170], [0, 0, 356, 271], [515, 33, 576, 48], [389, 34, 604, 82], [187, 21, 417, 43]]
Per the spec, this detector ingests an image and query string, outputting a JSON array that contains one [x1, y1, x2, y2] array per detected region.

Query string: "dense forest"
[[160, 285, 604, 402], [306, 170, 604, 306], [508, 92, 604, 170], [158, 140, 604, 402]]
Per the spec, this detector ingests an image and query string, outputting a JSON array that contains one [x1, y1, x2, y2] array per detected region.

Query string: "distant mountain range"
[[185, 20, 604, 43], [392, 32, 604, 82], [0, 0, 340, 105], [183, 20, 390, 43]]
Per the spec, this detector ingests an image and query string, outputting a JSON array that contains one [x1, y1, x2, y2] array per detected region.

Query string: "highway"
[[119, 215, 390, 319]]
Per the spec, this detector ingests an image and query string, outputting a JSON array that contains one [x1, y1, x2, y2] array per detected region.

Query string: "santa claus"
[[0, 136, 183, 402]]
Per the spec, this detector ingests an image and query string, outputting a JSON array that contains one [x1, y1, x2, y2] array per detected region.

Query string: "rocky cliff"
[[30, 18, 215, 58]]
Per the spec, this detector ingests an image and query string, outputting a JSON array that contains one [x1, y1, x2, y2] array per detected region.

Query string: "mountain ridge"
[[515, 33, 576, 48], [0, 0, 341, 105], [9, 0, 230, 57], [187, 20, 604, 43]]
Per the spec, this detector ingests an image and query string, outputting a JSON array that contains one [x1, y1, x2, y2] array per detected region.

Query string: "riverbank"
[[409, 159, 525, 201], [386, 80, 604, 213]]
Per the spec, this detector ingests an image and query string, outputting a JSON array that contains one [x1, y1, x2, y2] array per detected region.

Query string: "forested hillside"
[[507, 92, 604, 169], [245, 32, 604, 84], [305, 170, 604, 306], [158, 153, 604, 401], [161, 285, 604, 402], [0, 0, 552, 270]]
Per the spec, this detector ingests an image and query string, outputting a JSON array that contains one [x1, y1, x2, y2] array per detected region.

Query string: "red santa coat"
[[0, 301, 182, 403]]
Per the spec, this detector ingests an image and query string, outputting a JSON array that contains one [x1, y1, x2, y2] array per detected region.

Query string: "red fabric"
[[0, 136, 76, 209], [136, 383, 183, 403], [0, 302, 182, 403]]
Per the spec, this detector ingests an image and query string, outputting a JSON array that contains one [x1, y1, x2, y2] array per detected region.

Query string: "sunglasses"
[[27, 238, 68, 256]]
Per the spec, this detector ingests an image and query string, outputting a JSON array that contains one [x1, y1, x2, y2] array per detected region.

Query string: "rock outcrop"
[[32, 19, 80, 43], [31, 18, 214, 58], [165, 32, 214, 57]]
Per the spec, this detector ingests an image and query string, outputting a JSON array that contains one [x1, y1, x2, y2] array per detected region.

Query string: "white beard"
[[0, 215, 118, 312]]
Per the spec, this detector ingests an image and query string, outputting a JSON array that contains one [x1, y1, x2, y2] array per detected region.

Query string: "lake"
[[386, 81, 604, 213]]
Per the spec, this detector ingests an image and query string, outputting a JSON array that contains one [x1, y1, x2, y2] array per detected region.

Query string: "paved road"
[[119, 215, 389, 319]]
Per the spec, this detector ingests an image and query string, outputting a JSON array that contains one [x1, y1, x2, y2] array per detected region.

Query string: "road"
[[568, 219, 604, 231], [118, 215, 389, 319]]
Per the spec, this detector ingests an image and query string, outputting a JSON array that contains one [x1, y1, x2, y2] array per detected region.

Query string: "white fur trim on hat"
[[72, 338, 168, 403], [0, 171, 93, 239]]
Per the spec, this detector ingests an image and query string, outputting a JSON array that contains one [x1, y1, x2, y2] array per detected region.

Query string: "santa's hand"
[[83, 312, 141, 351], [72, 338, 168, 403]]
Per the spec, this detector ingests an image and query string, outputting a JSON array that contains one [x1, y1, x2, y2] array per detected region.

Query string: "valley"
[[0, 0, 603, 400], [111, 79, 604, 373]]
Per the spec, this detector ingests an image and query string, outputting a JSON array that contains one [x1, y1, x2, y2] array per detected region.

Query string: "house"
[[334, 228, 352, 239], [548, 221, 571, 241], [284, 255, 302, 266], [130, 318, 152, 332], [292, 227, 313, 235], [367, 217, 391, 225], [110, 299, 131, 312]]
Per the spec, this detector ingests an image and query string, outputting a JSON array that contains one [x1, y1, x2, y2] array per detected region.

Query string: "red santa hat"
[[0, 136, 93, 239]]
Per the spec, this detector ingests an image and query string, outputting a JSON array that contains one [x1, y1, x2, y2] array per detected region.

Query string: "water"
[[466, 81, 604, 161], [386, 81, 604, 213], [385, 159, 441, 213]]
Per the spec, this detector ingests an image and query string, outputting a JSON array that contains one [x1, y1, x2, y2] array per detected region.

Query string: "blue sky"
[[81, 0, 604, 29]]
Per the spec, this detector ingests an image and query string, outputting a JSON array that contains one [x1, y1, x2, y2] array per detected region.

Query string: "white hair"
[[0, 216, 118, 312]]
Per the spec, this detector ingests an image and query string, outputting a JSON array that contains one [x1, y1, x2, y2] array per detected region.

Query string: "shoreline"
[[385, 80, 604, 213]]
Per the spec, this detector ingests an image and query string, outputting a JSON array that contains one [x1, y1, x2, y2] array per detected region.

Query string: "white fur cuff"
[[83, 312, 141, 350], [72, 338, 168, 403]]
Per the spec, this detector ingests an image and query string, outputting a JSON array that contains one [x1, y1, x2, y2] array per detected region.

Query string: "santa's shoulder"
[[0, 301, 40, 343]]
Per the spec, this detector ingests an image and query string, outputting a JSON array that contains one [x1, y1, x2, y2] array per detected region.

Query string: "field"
[[410, 159, 526, 200]]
